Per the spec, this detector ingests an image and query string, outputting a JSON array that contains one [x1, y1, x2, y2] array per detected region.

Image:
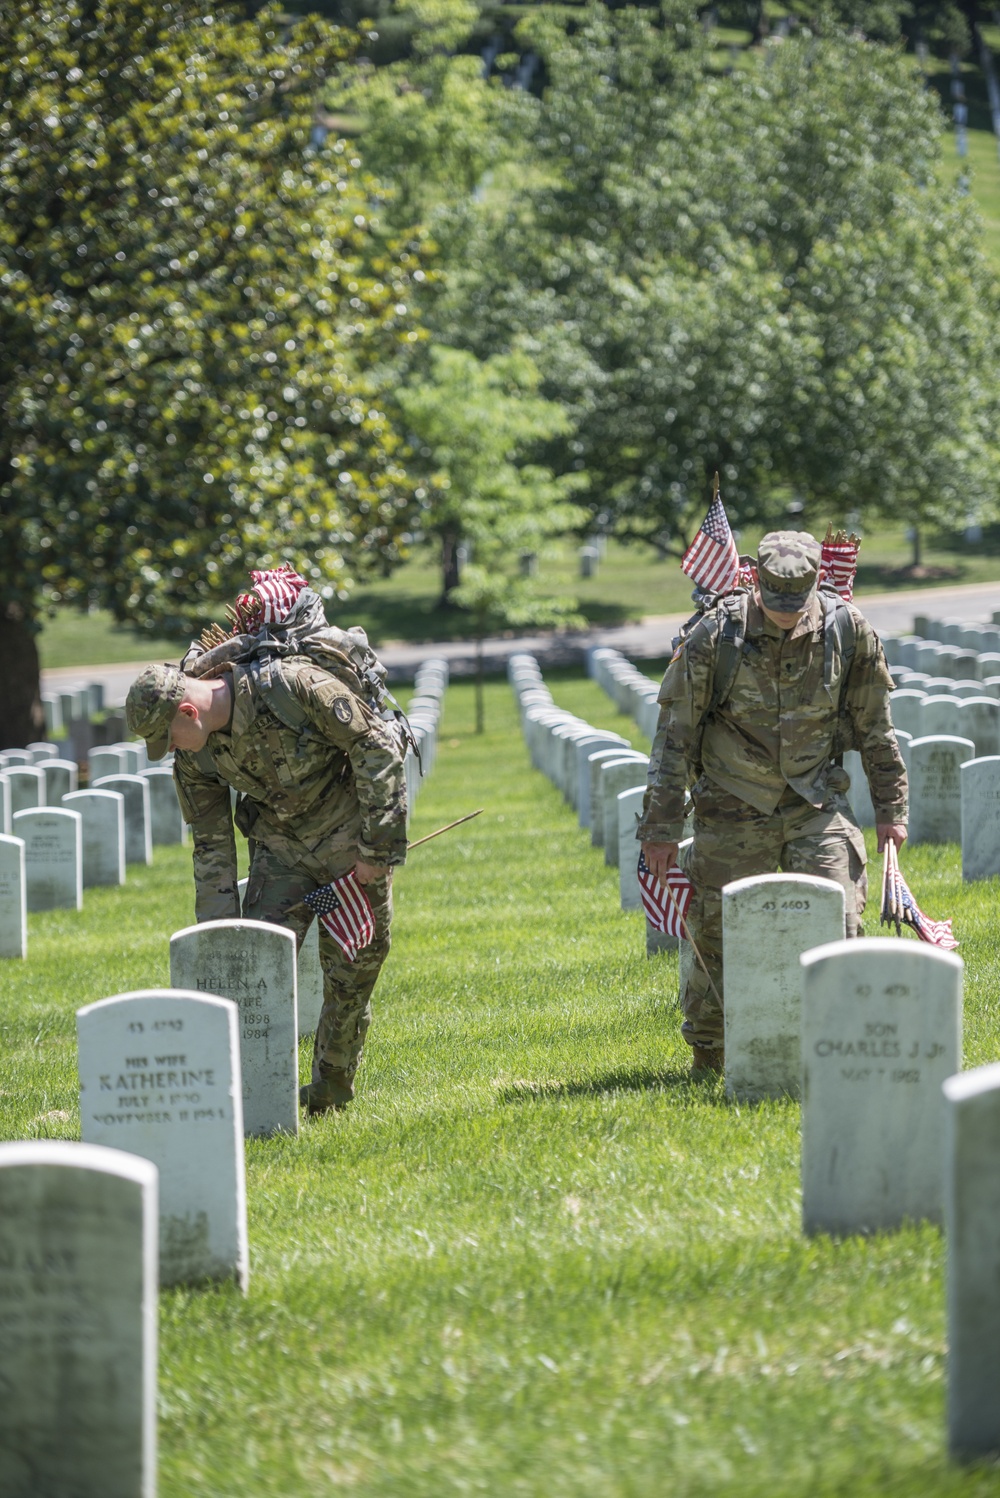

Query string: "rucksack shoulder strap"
[[709, 592, 749, 712], [820, 592, 857, 700]]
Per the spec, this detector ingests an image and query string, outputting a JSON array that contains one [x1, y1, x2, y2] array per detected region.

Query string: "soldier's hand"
[[642, 841, 679, 883], [876, 823, 907, 853], [354, 859, 388, 885]]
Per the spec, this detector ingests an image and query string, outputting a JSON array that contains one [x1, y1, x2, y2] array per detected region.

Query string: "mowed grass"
[[3, 674, 1000, 1495]]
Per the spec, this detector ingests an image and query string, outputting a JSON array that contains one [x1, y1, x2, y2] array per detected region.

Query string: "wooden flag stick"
[[657, 871, 725, 1013], [712, 469, 720, 501], [880, 837, 891, 927], [407, 809, 484, 851]]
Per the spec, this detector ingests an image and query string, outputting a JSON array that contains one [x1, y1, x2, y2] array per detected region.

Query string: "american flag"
[[638, 852, 694, 938], [303, 870, 375, 962], [820, 539, 859, 602], [250, 564, 308, 625], [681, 495, 740, 595], [881, 853, 958, 951]]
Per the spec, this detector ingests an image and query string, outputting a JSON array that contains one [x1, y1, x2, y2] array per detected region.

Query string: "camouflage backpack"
[[180, 578, 413, 752], [673, 577, 860, 770]]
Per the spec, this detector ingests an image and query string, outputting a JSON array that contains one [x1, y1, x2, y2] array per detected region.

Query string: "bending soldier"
[[638, 531, 908, 1075], [125, 647, 407, 1115]]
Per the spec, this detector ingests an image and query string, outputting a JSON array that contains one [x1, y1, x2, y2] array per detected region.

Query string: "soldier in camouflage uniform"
[[125, 656, 408, 1114], [638, 531, 908, 1075]]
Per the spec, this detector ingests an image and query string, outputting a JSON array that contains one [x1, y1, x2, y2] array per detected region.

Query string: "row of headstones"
[[586, 646, 660, 743], [0, 928, 295, 1498], [507, 654, 679, 955], [40, 679, 105, 733], [402, 657, 449, 820], [713, 872, 1000, 1458], [0, 757, 187, 959]]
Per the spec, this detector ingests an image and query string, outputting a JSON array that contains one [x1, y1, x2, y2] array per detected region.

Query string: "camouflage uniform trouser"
[[681, 779, 867, 1052], [242, 842, 393, 1098]]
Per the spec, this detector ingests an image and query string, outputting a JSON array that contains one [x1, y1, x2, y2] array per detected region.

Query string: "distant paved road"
[[42, 578, 1000, 705]]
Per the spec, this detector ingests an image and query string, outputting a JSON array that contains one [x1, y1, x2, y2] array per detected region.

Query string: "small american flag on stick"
[[681, 477, 740, 595], [303, 870, 375, 962], [638, 853, 694, 938], [880, 840, 958, 950]]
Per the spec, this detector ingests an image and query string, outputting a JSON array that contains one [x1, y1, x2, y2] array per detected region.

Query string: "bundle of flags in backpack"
[[229, 563, 309, 634]]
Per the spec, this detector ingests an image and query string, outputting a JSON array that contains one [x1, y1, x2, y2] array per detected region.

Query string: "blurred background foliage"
[[6, 0, 1000, 730]]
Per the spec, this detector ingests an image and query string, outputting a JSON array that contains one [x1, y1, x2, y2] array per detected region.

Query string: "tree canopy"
[[434, 4, 1000, 550], [0, 0, 426, 741]]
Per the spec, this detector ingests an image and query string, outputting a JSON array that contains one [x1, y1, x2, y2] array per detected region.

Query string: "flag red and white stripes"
[[638, 853, 694, 938], [250, 564, 308, 624], [681, 495, 740, 595], [303, 870, 376, 962], [819, 539, 859, 602], [881, 842, 958, 950]]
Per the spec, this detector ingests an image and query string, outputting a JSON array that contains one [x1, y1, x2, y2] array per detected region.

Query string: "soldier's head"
[[125, 664, 219, 758], [756, 531, 822, 628]]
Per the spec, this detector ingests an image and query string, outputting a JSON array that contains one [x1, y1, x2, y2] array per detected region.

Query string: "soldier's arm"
[[289, 667, 409, 867], [636, 617, 718, 844], [172, 751, 241, 922], [845, 618, 909, 824]]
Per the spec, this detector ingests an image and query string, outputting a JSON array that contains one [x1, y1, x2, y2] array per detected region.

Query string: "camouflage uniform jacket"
[[637, 592, 908, 844], [173, 656, 408, 922]]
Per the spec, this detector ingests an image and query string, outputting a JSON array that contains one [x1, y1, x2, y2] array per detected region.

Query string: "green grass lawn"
[[3, 673, 1000, 1494]]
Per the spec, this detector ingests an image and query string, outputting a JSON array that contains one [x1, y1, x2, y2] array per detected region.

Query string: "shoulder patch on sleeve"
[[334, 697, 353, 725]]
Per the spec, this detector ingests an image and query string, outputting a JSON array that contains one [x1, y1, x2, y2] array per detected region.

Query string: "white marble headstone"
[[89, 746, 129, 782], [843, 750, 875, 828], [0, 1140, 157, 1498], [0, 773, 9, 837], [800, 937, 962, 1235], [576, 739, 629, 827], [957, 697, 1000, 758], [723, 874, 845, 1101], [62, 789, 126, 888], [78, 990, 248, 1291], [238, 876, 323, 1037], [141, 766, 187, 845], [41, 756, 79, 805], [0, 834, 27, 959], [5, 765, 45, 815], [92, 774, 152, 865], [961, 755, 1000, 881], [169, 919, 299, 1137], [943, 1063, 1000, 1462], [909, 736, 975, 844], [617, 785, 647, 911], [600, 756, 649, 864], [590, 752, 646, 848], [12, 807, 83, 912]]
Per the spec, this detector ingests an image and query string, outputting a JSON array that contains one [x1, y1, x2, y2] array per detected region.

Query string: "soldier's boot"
[[690, 1045, 724, 1076], [299, 1071, 354, 1116]]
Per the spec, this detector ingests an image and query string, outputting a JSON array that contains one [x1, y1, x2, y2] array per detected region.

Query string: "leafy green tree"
[[395, 343, 585, 602], [0, 0, 426, 746], [444, 5, 1000, 551]]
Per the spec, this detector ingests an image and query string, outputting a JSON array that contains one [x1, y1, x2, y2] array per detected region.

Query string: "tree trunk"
[[439, 530, 462, 606], [475, 636, 484, 735], [912, 526, 922, 569], [0, 606, 45, 748]]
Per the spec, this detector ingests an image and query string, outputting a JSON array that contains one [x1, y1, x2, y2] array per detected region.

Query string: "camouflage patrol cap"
[[124, 664, 186, 761], [757, 530, 822, 613]]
